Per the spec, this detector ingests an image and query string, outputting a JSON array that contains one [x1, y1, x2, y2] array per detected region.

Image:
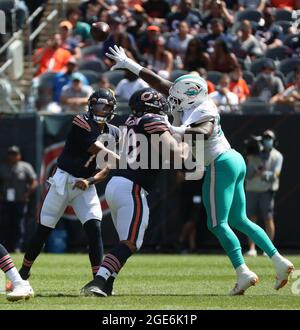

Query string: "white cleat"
[[229, 271, 259, 296], [6, 280, 34, 302], [274, 258, 294, 290], [245, 249, 257, 257]]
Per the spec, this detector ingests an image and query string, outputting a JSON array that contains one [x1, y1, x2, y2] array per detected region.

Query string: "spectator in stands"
[[104, 32, 142, 67], [229, 65, 250, 102], [210, 73, 240, 113], [79, 0, 107, 25], [245, 129, 283, 256], [201, 18, 232, 54], [66, 6, 91, 46], [237, 0, 266, 11], [93, 74, 114, 91], [102, 16, 137, 62], [142, 0, 171, 22], [59, 21, 82, 60], [211, 39, 239, 73], [52, 57, 88, 103], [183, 38, 212, 71], [251, 60, 285, 102], [167, 0, 202, 31], [127, 5, 149, 39], [202, 0, 234, 30], [269, 0, 300, 11], [60, 73, 94, 113], [166, 21, 193, 69], [109, 0, 132, 24], [0, 146, 38, 252], [33, 34, 72, 77], [256, 24, 284, 50], [144, 36, 174, 79], [232, 20, 265, 59], [137, 25, 161, 55], [115, 70, 149, 101], [196, 68, 216, 94], [270, 72, 300, 110]]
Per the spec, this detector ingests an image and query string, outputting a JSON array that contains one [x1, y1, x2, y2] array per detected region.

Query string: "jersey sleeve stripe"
[[74, 116, 91, 131], [73, 118, 91, 132], [144, 121, 166, 127], [146, 127, 169, 134], [144, 125, 169, 133]]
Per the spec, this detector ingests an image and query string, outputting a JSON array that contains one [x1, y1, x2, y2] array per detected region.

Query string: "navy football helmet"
[[88, 89, 117, 123], [129, 88, 170, 117]]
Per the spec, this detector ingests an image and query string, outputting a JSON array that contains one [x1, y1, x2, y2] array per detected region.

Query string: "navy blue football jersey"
[[57, 114, 119, 178], [112, 113, 169, 192]]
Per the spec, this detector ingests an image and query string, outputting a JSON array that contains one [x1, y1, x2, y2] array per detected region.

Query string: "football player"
[[0, 243, 34, 301], [80, 87, 188, 297], [16, 89, 120, 290], [104, 45, 294, 295]]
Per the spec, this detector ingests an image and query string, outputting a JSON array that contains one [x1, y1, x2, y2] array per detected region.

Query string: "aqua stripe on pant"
[[203, 149, 277, 269]]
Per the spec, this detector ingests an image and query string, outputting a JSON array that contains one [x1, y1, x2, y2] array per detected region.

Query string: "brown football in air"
[[91, 22, 110, 42]]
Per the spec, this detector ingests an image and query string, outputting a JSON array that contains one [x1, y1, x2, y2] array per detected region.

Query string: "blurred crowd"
[[26, 0, 300, 113], [24, 0, 300, 114]]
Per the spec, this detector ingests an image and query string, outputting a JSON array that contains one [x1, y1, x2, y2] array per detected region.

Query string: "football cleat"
[[245, 249, 257, 257], [229, 271, 259, 296], [274, 258, 294, 290], [6, 280, 34, 302], [81, 276, 107, 297], [6, 281, 13, 292], [103, 276, 115, 296]]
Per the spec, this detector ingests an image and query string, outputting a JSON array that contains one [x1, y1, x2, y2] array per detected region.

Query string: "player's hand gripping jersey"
[[57, 113, 119, 178], [181, 98, 231, 166], [113, 113, 169, 192]]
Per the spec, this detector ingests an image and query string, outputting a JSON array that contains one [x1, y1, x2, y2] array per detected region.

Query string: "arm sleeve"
[[142, 116, 170, 136]]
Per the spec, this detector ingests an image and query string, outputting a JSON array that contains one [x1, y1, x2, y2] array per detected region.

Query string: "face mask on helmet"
[[89, 98, 115, 123], [168, 75, 208, 112]]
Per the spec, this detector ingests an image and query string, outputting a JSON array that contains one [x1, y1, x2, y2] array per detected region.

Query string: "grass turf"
[[0, 254, 300, 310]]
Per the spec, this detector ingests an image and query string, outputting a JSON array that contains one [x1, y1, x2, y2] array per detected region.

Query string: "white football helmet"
[[168, 75, 208, 112]]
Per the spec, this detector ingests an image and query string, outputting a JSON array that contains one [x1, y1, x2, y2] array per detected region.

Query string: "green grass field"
[[0, 254, 300, 310]]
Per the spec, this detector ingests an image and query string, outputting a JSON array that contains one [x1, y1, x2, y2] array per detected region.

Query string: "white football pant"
[[105, 176, 149, 250]]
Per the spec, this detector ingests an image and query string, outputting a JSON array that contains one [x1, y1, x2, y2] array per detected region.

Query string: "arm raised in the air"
[[106, 45, 173, 96]]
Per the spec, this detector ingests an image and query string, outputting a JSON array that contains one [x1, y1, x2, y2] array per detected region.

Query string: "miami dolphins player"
[[105, 45, 294, 295]]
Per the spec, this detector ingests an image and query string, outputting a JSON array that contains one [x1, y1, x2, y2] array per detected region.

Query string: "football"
[[90, 21, 110, 42]]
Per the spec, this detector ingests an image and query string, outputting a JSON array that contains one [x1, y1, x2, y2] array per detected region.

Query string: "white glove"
[[105, 45, 144, 76]]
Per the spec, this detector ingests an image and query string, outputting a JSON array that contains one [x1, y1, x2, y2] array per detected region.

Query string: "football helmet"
[[88, 89, 117, 123], [129, 87, 170, 117], [168, 74, 208, 112]]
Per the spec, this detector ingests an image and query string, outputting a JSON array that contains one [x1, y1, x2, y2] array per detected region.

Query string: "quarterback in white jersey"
[[105, 45, 294, 296]]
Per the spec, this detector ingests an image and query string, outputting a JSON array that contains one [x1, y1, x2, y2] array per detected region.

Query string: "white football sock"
[[6, 267, 23, 285], [236, 264, 250, 276], [97, 267, 111, 280], [271, 252, 284, 265]]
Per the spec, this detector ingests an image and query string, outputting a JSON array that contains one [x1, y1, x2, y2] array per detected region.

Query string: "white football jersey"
[[181, 98, 231, 166]]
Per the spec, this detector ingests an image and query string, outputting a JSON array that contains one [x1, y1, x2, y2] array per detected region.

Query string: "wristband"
[[126, 58, 144, 76], [87, 177, 96, 185]]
